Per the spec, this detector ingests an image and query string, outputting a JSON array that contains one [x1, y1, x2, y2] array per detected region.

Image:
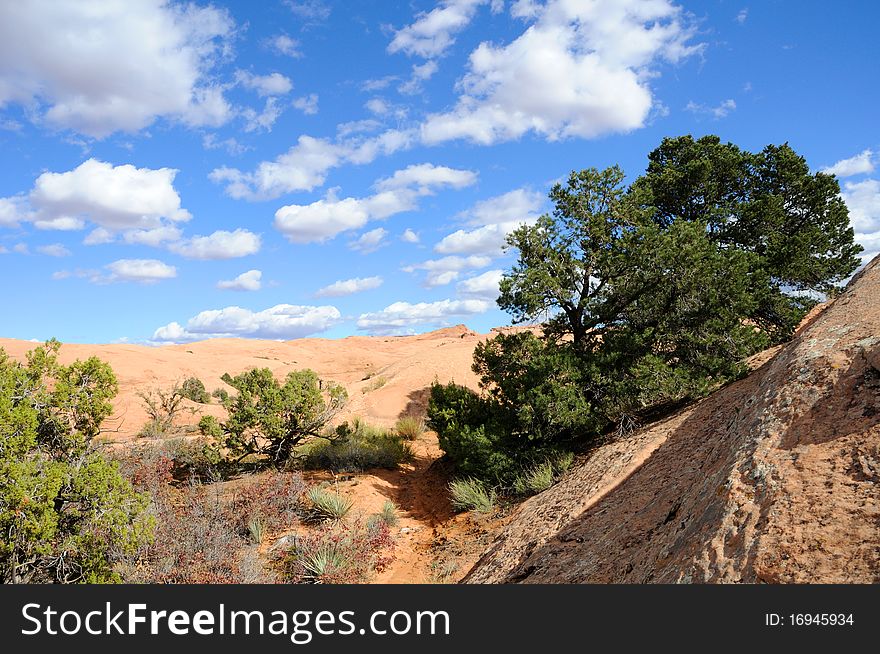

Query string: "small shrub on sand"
[[302, 419, 413, 472], [198, 415, 223, 439], [181, 376, 210, 403], [394, 416, 425, 440], [305, 487, 353, 523], [449, 478, 496, 514], [280, 518, 394, 584], [361, 375, 387, 393], [369, 500, 399, 529], [514, 461, 555, 495]]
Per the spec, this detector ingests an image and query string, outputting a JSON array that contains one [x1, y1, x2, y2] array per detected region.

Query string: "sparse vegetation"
[[0, 340, 153, 583], [305, 486, 353, 523], [137, 382, 196, 438], [449, 478, 496, 514], [220, 368, 347, 464], [211, 387, 229, 403], [301, 419, 413, 472], [181, 376, 210, 404], [198, 414, 223, 439], [280, 518, 394, 584], [361, 375, 387, 393], [370, 500, 399, 528], [395, 416, 425, 440]]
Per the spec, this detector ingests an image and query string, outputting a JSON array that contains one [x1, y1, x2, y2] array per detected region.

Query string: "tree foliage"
[[432, 136, 862, 485], [219, 368, 347, 464], [0, 340, 153, 583]]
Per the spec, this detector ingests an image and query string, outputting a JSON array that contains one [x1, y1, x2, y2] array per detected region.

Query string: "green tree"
[[0, 340, 153, 583], [219, 368, 347, 464]]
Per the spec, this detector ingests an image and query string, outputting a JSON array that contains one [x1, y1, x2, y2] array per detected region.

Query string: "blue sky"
[[0, 0, 877, 344]]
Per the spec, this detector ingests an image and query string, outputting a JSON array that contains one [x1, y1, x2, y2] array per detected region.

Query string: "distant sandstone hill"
[[0, 324, 485, 440], [465, 255, 880, 584]]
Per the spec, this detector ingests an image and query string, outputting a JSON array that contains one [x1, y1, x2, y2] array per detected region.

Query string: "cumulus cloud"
[[268, 34, 302, 58], [152, 303, 341, 342], [685, 98, 737, 119], [823, 150, 875, 178], [357, 298, 490, 335], [0, 0, 235, 138], [403, 254, 492, 287], [315, 276, 383, 298], [105, 258, 177, 284], [36, 243, 71, 257], [24, 159, 191, 233], [457, 269, 503, 300], [435, 187, 545, 255], [388, 0, 486, 59], [349, 227, 389, 254], [420, 0, 701, 145], [293, 94, 319, 115], [241, 97, 284, 133], [842, 178, 880, 264], [217, 269, 262, 291], [235, 70, 293, 96], [169, 229, 261, 260], [274, 163, 477, 243], [401, 228, 420, 243]]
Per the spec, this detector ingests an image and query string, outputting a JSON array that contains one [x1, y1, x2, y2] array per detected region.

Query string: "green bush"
[[221, 368, 347, 464], [211, 387, 229, 403], [0, 340, 153, 583], [181, 377, 210, 404], [394, 416, 425, 440], [369, 500, 399, 529], [305, 487, 353, 523], [161, 437, 222, 479], [513, 461, 555, 496], [302, 419, 413, 472], [198, 415, 223, 439], [448, 478, 496, 514]]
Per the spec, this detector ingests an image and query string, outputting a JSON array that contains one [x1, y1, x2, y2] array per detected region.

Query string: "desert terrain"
[[2, 257, 878, 584]]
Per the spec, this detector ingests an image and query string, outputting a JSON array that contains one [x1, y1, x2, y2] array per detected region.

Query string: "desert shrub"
[[211, 387, 229, 403], [198, 415, 223, 438], [117, 468, 306, 583], [301, 420, 413, 472], [0, 340, 153, 584], [361, 375, 387, 393], [280, 518, 394, 584], [162, 437, 222, 480], [137, 383, 194, 438], [304, 487, 353, 523], [448, 478, 496, 514], [181, 376, 210, 404], [513, 461, 555, 496], [369, 500, 399, 529], [394, 416, 425, 440], [221, 368, 347, 464]]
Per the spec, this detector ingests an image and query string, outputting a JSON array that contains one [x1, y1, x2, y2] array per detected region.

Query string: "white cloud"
[[841, 178, 880, 265], [202, 133, 251, 156], [285, 1, 332, 22], [235, 71, 293, 96], [268, 34, 302, 58], [365, 98, 391, 116], [241, 97, 284, 133], [36, 243, 71, 257], [152, 303, 341, 342], [33, 216, 85, 231], [421, 0, 701, 145], [23, 159, 191, 235], [349, 227, 389, 254], [435, 187, 544, 255], [105, 258, 176, 284], [458, 269, 503, 299], [0, 0, 235, 138], [823, 150, 874, 178], [83, 228, 115, 245], [274, 163, 476, 243], [217, 269, 262, 291], [735, 8, 748, 24], [210, 136, 345, 201], [315, 276, 383, 297], [0, 197, 28, 227], [293, 94, 319, 115], [122, 225, 184, 247], [13, 243, 29, 254], [375, 163, 478, 193], [403, 254, 491, 287], [685, 99, 737, 119], [357, 298, 490, 335], [401, 228, 420, 243], [388, 0, 486, 59], [399, 60, 439, 95], [170, 229, 261, 260]]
